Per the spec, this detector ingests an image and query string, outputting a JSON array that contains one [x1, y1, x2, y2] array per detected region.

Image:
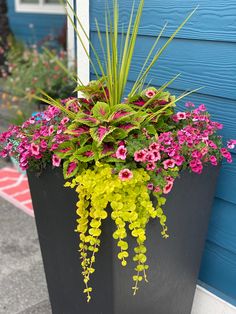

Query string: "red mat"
[[0, 167, 34, 217]]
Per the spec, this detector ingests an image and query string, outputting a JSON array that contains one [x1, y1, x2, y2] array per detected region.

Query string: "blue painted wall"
[[90, 0, 236, 304], [7, 1, 66, 46]]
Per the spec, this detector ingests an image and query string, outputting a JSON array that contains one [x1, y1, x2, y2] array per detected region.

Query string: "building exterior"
[[7, 0, 66, 47]]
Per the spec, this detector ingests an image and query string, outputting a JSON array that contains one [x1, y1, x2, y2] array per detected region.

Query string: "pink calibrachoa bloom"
[[30, 143, 40, 156], [147, 183, 154, 190], [134, 150, 147, 162], [176, 112, 187, 120], [146, 162, 156, 171], [52, 155, 61, 167], [61, 117, 70, 125], [154, 186, 161, 193], [163, 159, 176, 169], [118, 169, 133, 181], [48, 125, 54, 136], [227, 140, 236, 149], [145, 89, 156, 99], [198, 104, 207, 112], [149, 142, 160, 151], [116, 145, 127, 160], [163, 181, 174, 194], [210, 156, 218, 166]]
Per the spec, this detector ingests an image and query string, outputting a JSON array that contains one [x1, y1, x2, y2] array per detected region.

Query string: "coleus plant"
[[1, 0, 236, 303]]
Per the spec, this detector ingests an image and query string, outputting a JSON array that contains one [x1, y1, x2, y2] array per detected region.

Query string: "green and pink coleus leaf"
[[63, 159, 80, 179], [65, 124, 90, 136], [54, 141, 75, 159], [73, 145, 96, 162], [109, 104, 135, 124], [90, 126, 116, 145], [92, 102, 110, 121], [75, 113, 100, 127]]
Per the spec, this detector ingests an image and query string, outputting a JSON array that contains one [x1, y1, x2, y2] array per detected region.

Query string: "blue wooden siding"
[[7, 1, 66, 46], [90, 0, 236, 304]]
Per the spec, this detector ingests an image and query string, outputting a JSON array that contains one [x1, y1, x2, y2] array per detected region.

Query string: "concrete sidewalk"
[[0, 184, 51, 313]]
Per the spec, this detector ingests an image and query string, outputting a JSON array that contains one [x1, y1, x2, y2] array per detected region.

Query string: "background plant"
[[0, 41, 76, 125]]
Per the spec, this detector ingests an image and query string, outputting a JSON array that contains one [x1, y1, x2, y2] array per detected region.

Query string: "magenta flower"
[[30, 143, 40, 155], [154, 186, 161, 193], [48, 125, 54, 136], [61, 117, 70, 125], [134, 150, 147, 162], [227, 139, 236, 149], [210, 156, 217, 166], [118, 169, 133, 181], [146, 162, 156, 171], [115, 145, 127, 160], [198, 104, 207, 112], [176, 112, 187, 120], [149, 142, 160, 151], [52, 155, 61, 167], [163, 159, 176, 169], [147, 183, 154, 190], [145, 89, 156, 99], [163, 181, 174, 194]]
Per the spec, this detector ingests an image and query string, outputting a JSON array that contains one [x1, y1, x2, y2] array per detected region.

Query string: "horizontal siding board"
[[207, 198, 236, 254], [199, 241, 236, 300], [216, 155, 236, 204], [90, 0, 236, 42], [90, 33, 236, 100]]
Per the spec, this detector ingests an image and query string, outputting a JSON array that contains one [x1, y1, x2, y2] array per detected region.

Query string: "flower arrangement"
[[1, 0, 235, 303]]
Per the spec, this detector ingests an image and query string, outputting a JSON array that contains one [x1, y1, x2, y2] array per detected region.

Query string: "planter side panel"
[[28, 168, 114, 314], [28, 165, 220, 314]]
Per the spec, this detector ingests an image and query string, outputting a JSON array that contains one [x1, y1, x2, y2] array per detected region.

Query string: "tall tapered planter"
[[27, 165, 220, 314]]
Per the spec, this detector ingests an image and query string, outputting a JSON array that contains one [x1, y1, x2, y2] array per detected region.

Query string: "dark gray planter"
[[27, 165, 220, 314]]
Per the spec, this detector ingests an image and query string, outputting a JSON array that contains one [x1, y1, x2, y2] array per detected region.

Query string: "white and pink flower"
[[52, 155, 61, 167], [118, 169, 133, 181], [145, 89, 156, 99], [134, 150, 147, 162], [115, 145, 127, 160], [176, 112, 187, 120], [163, 159, 176, 169]]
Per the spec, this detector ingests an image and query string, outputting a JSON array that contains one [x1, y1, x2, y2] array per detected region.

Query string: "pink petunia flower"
[[149, 142, 160, 151], [52, 155, 61, 167], [145, 89, 156, 98], [198, 104, 207, 112], [176, 112, 187, 120], [163, 181, 174, 194], [48, 125, 54, 136], [163, 159, 176, 169], [154, 186, 161, 193], [146, 162, 156, 171], [61, 117, 70, 125], [227, 140, 236, 149], [115, 145, 127, 160], [30, 143, 40, 155], [134, 150, 147, 162], [147, 183, 154, 190], [118, 169, 133, 181], [210, 156, 217, 166]]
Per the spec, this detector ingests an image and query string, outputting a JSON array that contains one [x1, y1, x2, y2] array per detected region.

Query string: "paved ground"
[[0, 161, 52, 314]]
